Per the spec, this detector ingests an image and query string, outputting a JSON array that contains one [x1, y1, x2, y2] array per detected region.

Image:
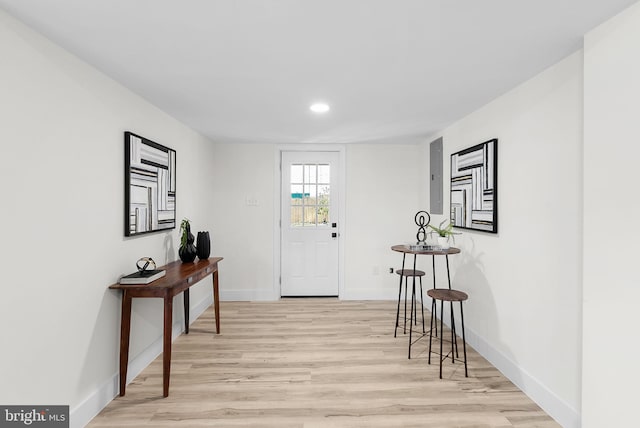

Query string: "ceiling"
[[1, 0, 637, 144]]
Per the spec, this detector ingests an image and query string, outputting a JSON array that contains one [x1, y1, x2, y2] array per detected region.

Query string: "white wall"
[[344, 144, 426, 299], [208, 142, 276, 300], [0, 10, 216, 427], [434, 52, 584, 427], [583, 3, 640, 426], [204, 142, 425, 301]]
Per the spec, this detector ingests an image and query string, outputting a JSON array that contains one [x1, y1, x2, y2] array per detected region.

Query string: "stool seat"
[[396, 269, 426, 277], [427, 288, 468, 302]]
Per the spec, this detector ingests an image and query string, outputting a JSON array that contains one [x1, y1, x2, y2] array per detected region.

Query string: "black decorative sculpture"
[[196, 231, 211, 260], [414, 211, 431, 244]]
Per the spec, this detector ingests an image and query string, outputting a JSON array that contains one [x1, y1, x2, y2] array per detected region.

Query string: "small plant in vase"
[[428, 220, 460, 249], [178, 218, 197, 262]]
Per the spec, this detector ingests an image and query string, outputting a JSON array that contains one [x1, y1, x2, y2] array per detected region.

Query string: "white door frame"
[[273, 144, 346, 299]]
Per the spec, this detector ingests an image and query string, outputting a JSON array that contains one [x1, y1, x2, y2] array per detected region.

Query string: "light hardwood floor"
[[88, 299, 559, 427]]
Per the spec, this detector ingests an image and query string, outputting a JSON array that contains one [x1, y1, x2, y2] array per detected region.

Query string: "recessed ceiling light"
[[310, 103, 330, 113]]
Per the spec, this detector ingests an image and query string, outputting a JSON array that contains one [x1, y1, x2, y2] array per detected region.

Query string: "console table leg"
[[213, 271, 220, 334], [119, 291, 132, 396], [163, 295, 173, 397], [183, 289, 190, 334]]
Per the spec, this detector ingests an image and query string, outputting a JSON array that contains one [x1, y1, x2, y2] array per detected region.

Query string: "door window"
[[290, 164, 330, 227]]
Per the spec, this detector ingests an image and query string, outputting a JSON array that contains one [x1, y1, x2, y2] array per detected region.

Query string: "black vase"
[[196, 231, 211, 259], [179, 224, 197, 263]]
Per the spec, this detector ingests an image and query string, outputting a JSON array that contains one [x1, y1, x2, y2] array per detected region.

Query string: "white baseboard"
[[71, 294, 214, 428], [219, 288, 399, 301], [449, 320, 580, 428]]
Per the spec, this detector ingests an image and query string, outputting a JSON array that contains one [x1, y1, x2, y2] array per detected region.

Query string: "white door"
[[281, 151, 340, 296]]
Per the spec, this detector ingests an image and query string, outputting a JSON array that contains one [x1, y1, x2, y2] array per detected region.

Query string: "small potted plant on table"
[[179, 218, 197, 262], [428, 220, 460, 249]]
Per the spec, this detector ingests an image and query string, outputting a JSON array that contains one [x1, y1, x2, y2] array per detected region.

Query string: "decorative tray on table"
[[405, 244, 439, 251]]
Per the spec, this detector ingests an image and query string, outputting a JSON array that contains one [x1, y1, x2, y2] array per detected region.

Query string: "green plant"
[[428, 220, 460, 239], [179, 218, 191, 248]]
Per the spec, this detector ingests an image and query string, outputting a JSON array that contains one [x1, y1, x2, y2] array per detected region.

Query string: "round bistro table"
[[391, 245, 461, 358]]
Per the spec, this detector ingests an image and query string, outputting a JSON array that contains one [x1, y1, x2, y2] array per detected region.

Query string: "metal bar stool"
[[394, 266, 426, 338], [427, 288, 468, 379]]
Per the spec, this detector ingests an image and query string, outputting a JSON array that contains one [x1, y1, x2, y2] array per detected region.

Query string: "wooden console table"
[[109, 257, 223, 397]]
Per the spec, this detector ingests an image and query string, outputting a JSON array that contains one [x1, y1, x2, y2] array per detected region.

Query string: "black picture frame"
[[450, 138, 498, 233], [124, 131, 176, 236]]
